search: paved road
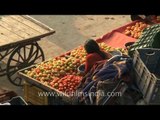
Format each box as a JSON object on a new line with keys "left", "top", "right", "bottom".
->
{"left": 31, "top": 15, "right": 131, "bottom": 51}
{"left": 31, "top": 15, "right": 88, "bottom": 51}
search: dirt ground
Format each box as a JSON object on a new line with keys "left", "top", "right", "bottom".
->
{"left": 0, "top": 15, "right": 132, "bottom": 99}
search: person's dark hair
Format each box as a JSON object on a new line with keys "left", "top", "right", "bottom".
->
{"left": 84, "top": 39, "right": 107, "bottom": 59}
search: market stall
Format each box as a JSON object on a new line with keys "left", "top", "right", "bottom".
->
{"left": 17, "top": 18, "right": 160, "bottom": 105}
{"left": 0, "top": 15, "right": 55, "bottom": 86}
{"left": 18, "top": 20, "right": 142, "bottom": 105}
{"left": 18, "top": 43, "right": 129, "bottom": 105}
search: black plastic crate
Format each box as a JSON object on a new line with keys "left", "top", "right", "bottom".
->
{"left": 132, "top": 48, "right": 160, "bottom": 104}
{"left": 129, "top": 24, "right": 160, "bottom": 55}
{"left": 9, "top": 96, "right": 28, "bottom": 105}
{"left": 1, "top": 96, "right": 28, "bottom": 105}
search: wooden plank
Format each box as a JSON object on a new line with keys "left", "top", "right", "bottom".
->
{"left": 10, "top": 15, "right": 50, "bottom": 34}
{"left": 0, "top": 26, "right": 23, "bottom": 42}
{"left": 22, "top": 15, "right": 54, "bottom": 31}
{"left": 1, "top": 16, "right": 41, "bottom": 36}
{"left": 0, "top": 15, "right": 55, "bottom": 51}
{"left": 0, "top": 21, "right": 31, "bottom": 39}
{"left": 0, "top": 35, "right": 12, "bottom": 46}
{"left": 0, "top": 40, "right": 6, "bottom": 47}
{"left": 1, "top": 16, "right": 41, "bottom": 38}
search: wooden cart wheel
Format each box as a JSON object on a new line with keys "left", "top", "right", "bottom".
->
{"left": 6, "top": 42, "right": 45, "bottom": 86}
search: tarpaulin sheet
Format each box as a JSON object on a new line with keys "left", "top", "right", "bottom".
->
{"left": 97, "top": 31, "right": 136, "bottom": 48}
{"left": 96, "top": 20, "right": 140, "bottom": 48}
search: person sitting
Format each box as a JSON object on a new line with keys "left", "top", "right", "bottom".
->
{"left": 84, "top": 39, "right": 112, "bottom": 74}
{"left": 130, "top": 15, "right": 160, "bottom": 23}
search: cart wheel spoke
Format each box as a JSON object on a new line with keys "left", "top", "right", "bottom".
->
{"left": 29, "top": 49, "right": 38, "bottom": 60}
{"left": 9, "top": 66, "right": 18, "bottom": 71}
{"left": 29, "top": 54, "right": 42, "bottom": 65}
{"left": 11, "top": 58, "right": 23, "bottom": 64}
{"left": 7, "top": 43, "right": 45, "bottom": 86}
{"left": 9, "top": 72, "right": 16, "bottom": 77}
{"left": 9, "top": 70, "right": 18, "bottom": 77}
{"left": 12, "top": 77, "right": 22, "bottom": 85}
{"left": 27, "top": 44, "right": 34, "bottom": 58}
{"left": 8, "top": 65, "right": 19, "bottom": 74}
{"left": 23, "top": 46, "right": 26, "bottom": 60}
{"left": 17, "top": 50, "right": 25, "bottom": 62}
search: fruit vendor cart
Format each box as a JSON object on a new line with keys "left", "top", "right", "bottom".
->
{"left": 18, "top": 19, "right": 155, "bottom": 105}
{"left": 0, "top": 15, "right": 55, "bottom": 86}
{"left": 18, "top": 22, "right": 137, "bottom": 105}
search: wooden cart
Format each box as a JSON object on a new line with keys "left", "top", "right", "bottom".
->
{"left": 0, "top": 15, "right": 55, "bottom": 86}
